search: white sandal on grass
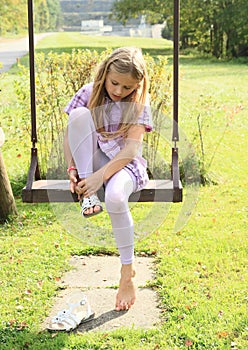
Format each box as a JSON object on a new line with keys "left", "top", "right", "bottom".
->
{"left": 80, "top": 194, "right": 103, "bottom": 218}
{"left": 47, "top": 292, "right": 95, "bottom": 332}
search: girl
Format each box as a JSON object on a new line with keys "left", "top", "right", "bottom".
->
{"left": 64, "top": 47, "right": 152, "bottom": 312}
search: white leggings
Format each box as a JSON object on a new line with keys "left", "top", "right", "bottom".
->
{"left": 68, "top": 107, "right": 135, "bottom": 264}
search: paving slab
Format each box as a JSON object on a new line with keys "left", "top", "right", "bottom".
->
{"left": 61, "top": 255, "right": 156, "bottom": 288}
{"left": 43, "top": 256, "right": 161, "bottom": 332}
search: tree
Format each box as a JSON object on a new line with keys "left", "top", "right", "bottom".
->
{"left": 0, "top": 128, "right": 18, "bottom": 223}
{"left": 111, "top": 0, "right": 171, "bottom": 24}
{"left": 0, "top": 0, "right": 27, "bottom": 35}
{"left": 34, "top": 0, "right": 61, "bottom": 32}
{"left": 0, "top": 0, "right": 61, "bottom": 35}
{"left": 111, "top": 0, "right": 248, "bottom": 58}
{"left": 46, "top": 0, "right": 62, "bottom": 30}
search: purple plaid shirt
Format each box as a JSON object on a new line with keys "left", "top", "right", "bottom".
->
{"left": 65, "top": 82, "right": 153, "bottom": 191}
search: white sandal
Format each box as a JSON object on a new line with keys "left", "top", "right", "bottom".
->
{"left": 47, "top": 292, "right": 95, "bottom": 332}
{"left": 80, "top": 194, "right": 103, "bottom": 218}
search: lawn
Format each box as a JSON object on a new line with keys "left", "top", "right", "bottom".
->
{"left": 0, "top": 33, "right": 247, "bottom": 349}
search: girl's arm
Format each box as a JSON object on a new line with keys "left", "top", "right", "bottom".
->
{"left": 101, "top": 124, "right": 145, "bottom": 181}
{"left": 77, "top": 124, "right": 146, "bottom": 197}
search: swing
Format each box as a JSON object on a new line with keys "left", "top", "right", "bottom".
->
{"left": 22, "top": 0, "right": 182, "bottom": 204}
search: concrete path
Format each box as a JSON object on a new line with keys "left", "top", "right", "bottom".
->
{"left": 0, "top": 33, "right": 53, "bottom": 73}
{"left": 43, "top": 255, "right": 161, "bottom": 332}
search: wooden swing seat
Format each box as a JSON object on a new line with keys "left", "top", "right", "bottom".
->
{"left": 22, "top": 178, "right": 182, "bottom": 203}
{"left": 21, "top": 146, "right": 182, "bottom": 203}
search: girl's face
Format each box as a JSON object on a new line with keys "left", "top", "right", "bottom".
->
{"left": 105, "top": 69, "right": 140, "bottom": 102}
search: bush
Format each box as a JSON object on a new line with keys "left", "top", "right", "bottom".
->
{"left": 161, "top": 23, "right": 173, "bottom": 40}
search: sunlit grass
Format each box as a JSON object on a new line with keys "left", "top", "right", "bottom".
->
{"left": 0, "top": 33, "right": 247, "bottom": 349}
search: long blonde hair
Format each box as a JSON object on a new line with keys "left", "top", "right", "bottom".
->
{"left": 88, "top": 47, "right": 149, "bottom": 138}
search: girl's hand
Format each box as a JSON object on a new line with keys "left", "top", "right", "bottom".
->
{"left": 76, "top": 171, "right": 104, "bottom": 198}
{"left": 68, "top": 169, "right": 79, "bottom": 193}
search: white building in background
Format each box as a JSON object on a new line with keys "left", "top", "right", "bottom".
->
{"left": 81, "top": 19, "right": 112, "bottom": 34}
{"left": 129, "top": 15, "right": 163, "bottom": 39}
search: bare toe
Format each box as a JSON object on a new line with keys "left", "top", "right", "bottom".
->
{"left": 93, "top": 205, "right": 101, "bottom": 213}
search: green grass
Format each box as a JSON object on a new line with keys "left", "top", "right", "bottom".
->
{"left": 0, "top": 33, "right": 247, "bottom": 349}
{"left": 36, "top": 32, "right": 173, "bottom": 55}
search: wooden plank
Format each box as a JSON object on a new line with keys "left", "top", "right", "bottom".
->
{"left": 22, "top": 179, "right": 183, "bottom": 203}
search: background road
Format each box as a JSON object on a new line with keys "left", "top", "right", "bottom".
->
{"left": 0, "top": 33, "right": 53, "bottom": 73}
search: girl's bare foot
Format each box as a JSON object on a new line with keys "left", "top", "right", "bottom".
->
{"left": 115, "top": 264, "right": 136, "bottom": 311}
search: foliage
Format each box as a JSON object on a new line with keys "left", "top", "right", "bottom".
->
{"left": 111, "top": 0, "right": 248, "bottom": 58}
{"left": 110, "top": 0, "right": 171, "bottom": 25}
{"left": 14, "top": 49, "right": 173, "bottom": 179}
{"left": 0, "top": 0, "right": 61, "bottom": 36}
{"left": 35, "top": 0, "right": 62, "bottom": 32}
{"left": 161, "top": 22, "right": 173, "bottom": 41}
{"left": 144, "top": 54, "right": 172, "bottom": 178}
{"left": 0, "top": 0, "right": 27, "bottom": 35}
{"left": 180, "top": 0, "right": 248, "bottom": 58}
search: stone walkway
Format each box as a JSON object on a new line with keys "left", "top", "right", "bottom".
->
{"left": 43, "top": 255, "right": 161, "bottom": 332}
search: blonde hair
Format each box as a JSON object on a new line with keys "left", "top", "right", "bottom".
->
{"left": 88, "top": 47, "right": 149, "bottom": 138}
